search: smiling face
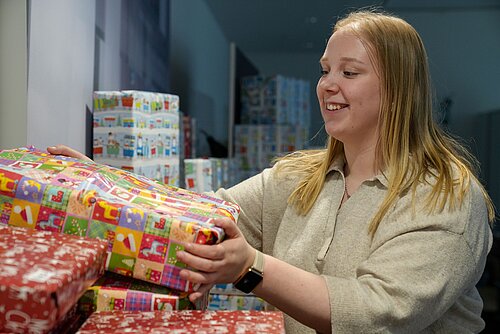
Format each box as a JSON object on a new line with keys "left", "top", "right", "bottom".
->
{"left": 317, "top": 29, "right": 381, "bottom": 148}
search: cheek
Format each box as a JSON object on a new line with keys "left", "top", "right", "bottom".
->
{"left": 316, "top": 81, "right": 322, "bottom": 101}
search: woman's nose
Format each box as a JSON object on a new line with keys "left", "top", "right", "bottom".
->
{"left": 319, "top": 74, "right": 339, "bottom": 92}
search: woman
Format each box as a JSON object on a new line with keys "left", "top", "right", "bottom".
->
{"left": 50, "top": 9, "right": 495, "bottom": 334}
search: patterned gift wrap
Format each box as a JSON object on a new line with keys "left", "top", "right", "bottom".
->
{"left": 0, "top": 225, "right": 107, "bottom": 334}
{"left": 208, "top": 283, "right": 271, "bottom": 311}
{"left": 78, "top": 272, "right": 198, "bottom": 316}
{"left": 76, "top": 310, "right": 286, "bottom": 333}
{"left": 93, "top": 90, "right": 181, "bottom": 186}
{"left": 0, "top": 147, "right": 240, "bottom": 292}
{"left": 207, "top": 293, "right": 270, "bottom": 311}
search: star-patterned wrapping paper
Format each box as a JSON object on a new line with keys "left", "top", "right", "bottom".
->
{"left": 78, "top": 272, "right": 198, "bottom": 317}
{"left": 76, "top": 310, "right": 286, "bottom": 334}
{"left": 0, "top": 147, "right": 240, "bottom": 292}
{"left": 0, "top": 225, "right": 108, "bottom": 334}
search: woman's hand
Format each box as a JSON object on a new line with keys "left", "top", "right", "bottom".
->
{"left": 176, "top": 217, "right": 255, "bottom": 302}
{"left": 47, "top": 144, "right": 93, "bottom": 162}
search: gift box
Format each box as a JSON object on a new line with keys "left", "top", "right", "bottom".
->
{"left": 207, "top": 293, "right": 269, "bottom": 311}
{"left": 184, "top": 158, "right": 213, "bottom": 193}
{"left": 0, "top": 147, "right": 240, "bottom": 292}
{"left": 76, "top": 310, "right": 286, "bottom": 333}
{"left": 78, "top": 272, "right": 198, "bottom": 316}
{"left": 93, "top": 90, "right": 181, "bottom": 186}
{"left": 207, "top": 283, "right": 271, "bottom": 311}
{"left": 0, "top": 225, "right": 107, "bottom": 334}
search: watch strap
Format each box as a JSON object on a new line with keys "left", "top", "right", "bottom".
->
{"left": 252, "top": 249, "right": 264, "bottom": 274}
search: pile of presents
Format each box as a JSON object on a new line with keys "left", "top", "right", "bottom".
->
{"left": 0, "top": 147, "right": 284, "bottom": 333}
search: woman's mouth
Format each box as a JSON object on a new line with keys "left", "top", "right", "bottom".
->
{"left": 326, "top": 103, "right": 348, "bottom": 111}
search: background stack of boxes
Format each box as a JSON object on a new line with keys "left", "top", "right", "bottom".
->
{"left": 93, "top": 90, "right": 181, "bottom": 187}
{"left": 184, "top": 158, "right": 233, "bottom": 194}
{"left": 234, "top": 75, "right": 311, "bottom": 182}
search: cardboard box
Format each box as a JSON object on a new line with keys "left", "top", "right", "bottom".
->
{"left": 0, "top": 147, "right": 240, "bottom": 292}
{"left": 0, "top": 225, "right": 107, "bottom": 334}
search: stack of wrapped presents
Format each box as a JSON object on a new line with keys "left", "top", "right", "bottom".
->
{"left": 234, "top": 74, "right": 311, "bottom": 182}
{"left": 93, "top": 90, "right": 181, "bottom": 187}
{"left": 0, "top": 147, "right": 284, "bottom": 333}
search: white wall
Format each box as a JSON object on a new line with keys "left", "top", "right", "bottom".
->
{"left": 0, "top": 0, "right": 27, "bottom": 150}
{"left": 170, "top": 0, "right": 230, "bottom": 157}
{"left": 27, "top": 0, "right": 96, "bottom": 153}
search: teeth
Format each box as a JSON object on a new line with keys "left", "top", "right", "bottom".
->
{"left": 326, "top": 103, "right": 343, "bottom": 111}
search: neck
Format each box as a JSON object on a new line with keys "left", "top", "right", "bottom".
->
{"left": 343, "top": 145, "right": 378, "bottom": 183}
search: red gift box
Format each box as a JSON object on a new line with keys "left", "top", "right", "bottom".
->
{"left": 0, "top": 225, "right": 107, "bottom": 334}
{"left": 77, "top": 310, "right": 286, "bottom": 333}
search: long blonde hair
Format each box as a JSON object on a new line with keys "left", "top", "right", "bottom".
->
{"left": 276, "top": 10, "right": 495, "bottom": 236}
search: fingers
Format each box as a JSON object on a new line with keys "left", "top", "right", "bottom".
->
{"left": 179, "top": 268, "right": 217, "bottom": 285}
{"left": 47, "top": 144, "right": 93, "bottom": 162}
{"left": 180, "top": 242, "right": 225, "bottom": 260}
{"left": 212, "top": 217, "right": 240, "bottom": 239}
{"left": 188, "top": 283, "right": 214, "bottom": 302}
{"left": 177, "top": 248, "right": 224, "bottom": 273}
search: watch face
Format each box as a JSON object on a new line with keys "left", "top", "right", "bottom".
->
{"left": 234, "top": 269, "right": 263, "bottom": 294}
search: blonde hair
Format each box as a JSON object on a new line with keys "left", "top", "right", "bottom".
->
{"left": 276, "top": 9, "right": 495, "bottom": 236}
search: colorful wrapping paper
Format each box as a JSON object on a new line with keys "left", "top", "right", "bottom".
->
{"left": 93, "top": 90, "right": 181, "bottom": 186}
{"left": 76, "top": 310, "right": 286, "bottom": 333}
{"left": 207, "top": 293, "right": 269, "bottom": 311}
{"left": 207, "top": 283, "right": 270, "bottom": 311}
{"left": 0, "top": 147, "right": 240, "bottom": 292}
{"left": 0, "top": 225, "right": 107, "bottom": 334}
{"left": 78, "top": 272, "right": 197, "bottom": 316}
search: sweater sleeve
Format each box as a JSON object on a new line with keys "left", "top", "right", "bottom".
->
{"left": 325, "top": 181, "right": 493, "bottom": 333}
{"left": 213, "top": 164, "right": 295, "bottom": 254}
{"left": 213, "top": 170, "right": 268, "bottom": 251}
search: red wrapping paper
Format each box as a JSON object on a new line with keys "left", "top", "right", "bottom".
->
{"left": 77, "top": 310, "right": 286, "bottom": 333}
{"left": 0, "top": 225, "right": 107, "bottom": 334}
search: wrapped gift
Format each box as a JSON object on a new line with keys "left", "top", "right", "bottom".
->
{"left": 77, "top": 310, "right": 286, "bottom": 333}
{"left": 207, "top": 293, "right": 269, "bottom": 311}
{"left": 0, "top": 225, "right": 107, "bottom": 334}
{"left": 93, "top": 90, "right": 181, "bottom": 186}
{"left": 208, "top": 283, "right": 270, "bottom": 311}
{"left": 48, "top": 304, "right": 85, "bottom": 334}
{"left": 78, "top": 272, "right": 198, "bottom": 316}
{"left": 0, "top": 147, "right": 240, "bottom": 292}
{"left": 184, "top": 158, "right": 213, "bottom": 192}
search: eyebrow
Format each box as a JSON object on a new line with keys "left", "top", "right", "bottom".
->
{"left": 319, "top": 56, "right": 366, "bottom": 65}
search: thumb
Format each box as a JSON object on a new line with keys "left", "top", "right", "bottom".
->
{"left": 212, "top": 217, "right": 240, "bottom": 239}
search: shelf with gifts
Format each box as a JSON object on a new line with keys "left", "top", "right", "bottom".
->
{"left": 234, "top": 74, "right": 311, "bottom": 183}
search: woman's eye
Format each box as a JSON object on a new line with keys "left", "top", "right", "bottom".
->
{"left": 320, "top": 69, "right": 328, "bottom": 76}
{"left": 343, "top": 71, "right": 358, "bottom": 77}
